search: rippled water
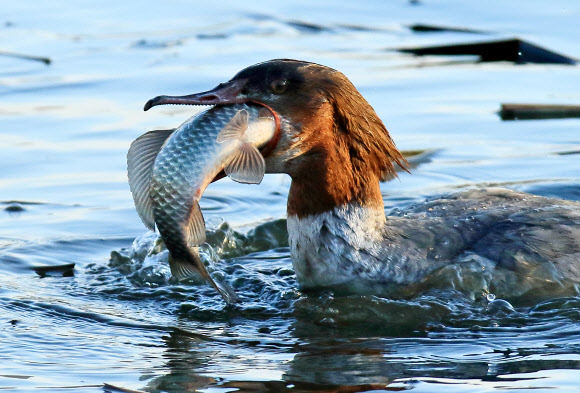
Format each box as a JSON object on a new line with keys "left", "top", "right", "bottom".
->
{"left": 1, "top": 1, "right": 580, "bottom": 392}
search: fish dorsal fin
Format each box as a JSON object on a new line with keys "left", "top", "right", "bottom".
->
{"left": 127, "top": 129, "right": 174, "bottom": 230}
{"left": 183, "top": 200, "right": 207, "bottom": 247}
{"left": 224, "top": 142, "right": 266, "bottom": 184}
{"left": 216, "top": 109, "right": 248, "bottom": 143}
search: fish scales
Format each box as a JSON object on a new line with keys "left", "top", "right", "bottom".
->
{"left": 151, "top": 105, "right": 267, "bottom": 244}
{"left": 128, "top": 103, "right": 276, "bottom": 304}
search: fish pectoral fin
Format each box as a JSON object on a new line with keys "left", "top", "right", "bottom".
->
{"left": 183, "top": 201, "right": 207, "bottom": 248}
{"left": 169, "top": 253, "right": 241, "bottom": 305}
{"left": 216, "top": 109, "right": 249, "bottom": 143}
{"left": 224, "top": 142, "right": 266, "bottom": 184}
{"left": 217, "top": 108, "right": 267, "bottom": 184}
{"left": 127, "top": 129, "right": 174, "bottom": 231}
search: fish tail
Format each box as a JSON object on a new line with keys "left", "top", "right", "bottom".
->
{"left": 168, "top": 250, "right": 241, "bottom": 305}
{"left": 213, "top": 277, "right": 242, "bottom": 305}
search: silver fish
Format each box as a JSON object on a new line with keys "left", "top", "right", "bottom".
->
{"left": 127, "top": 103, "right": 278, "bottom": 304}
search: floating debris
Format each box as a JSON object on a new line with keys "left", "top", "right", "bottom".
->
{"left": 286, "top": 20, "right": 330, "bottom": 33}
{"left": 103, "top": 383, "right": 148, "bottom": 393}
{"left": 409, "top": 24, "right": 486, "bottom": 34}
{"left": 500, "top": 103, "right": 580, "bottom": 120}
{"left": 398, "top": 38, "right": 576, "bottom": 65}
{"left": 32, "top": 263, "right": 75, "bottom": 278}
{"left": 336, "top": 23, "right": 385, "bottom": 32}
{"left": 0, "top": 50, "right": 51, "bottom": 65}
{"left": 4, "top": 202, "right": 25, "bottom": 213}
{"left": 556, "top": 150, "right": 580, "bottom": 156}
{"left": 131, "top": 39, "right": 182, "bottom": 49}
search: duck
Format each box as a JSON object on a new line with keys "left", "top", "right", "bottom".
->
{"left": 144, "top": 59, "right": 580, "bottom": 299}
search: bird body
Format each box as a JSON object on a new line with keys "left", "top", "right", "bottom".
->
{"left": 144, "top": 59, "right": 580, "bottom": 299}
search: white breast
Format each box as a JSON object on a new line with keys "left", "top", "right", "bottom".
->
{"left": 286, "top": 204, "right": 388, "bottom": 289}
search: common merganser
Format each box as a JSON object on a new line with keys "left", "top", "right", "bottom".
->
{"left": 144, "top": 59, "right": 580, "bottom": 298}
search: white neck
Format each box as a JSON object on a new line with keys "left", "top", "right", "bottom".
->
{"left": 286, "top": 203, "right": 387, "bottom": 289}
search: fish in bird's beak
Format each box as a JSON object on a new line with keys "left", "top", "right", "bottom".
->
{"left": 143, "top": 59, "right": 408, "bottom": 180}
{"left": 137, "top": 59, "right": 411, "bottom": 300}
{"left": 142, "top": 60, "right": 327, "bottom": 177}
{"left": 144, "top": 76, "right": 285, "bottom": 162}
{"left": 130, "top": 102, "right": 280, "bottom": 304}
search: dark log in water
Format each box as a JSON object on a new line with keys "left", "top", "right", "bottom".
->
{"left": 0, "top": 50, "right": 51, "bottom": 64}
{"left": 32, "top": 263, "right": 75, "bottom": 277}
{"left": 397, "top": 39, "right": 576, "bottom": 64}
{"left": 103, "top": 383, "right": 148, "bottom": 393}
{"left": 409, "top": 24, "right": 486, "bottom": 34}
{"left": 500, "top": 103, "right": 580, "bottom": 120}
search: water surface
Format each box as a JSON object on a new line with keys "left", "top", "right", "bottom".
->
{"left": 1, "top": 1, "right": 580, "bottom": 392}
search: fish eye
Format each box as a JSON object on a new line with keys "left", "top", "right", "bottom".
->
{"left": 270, "top": 79, "right": 288, "bottom": 94}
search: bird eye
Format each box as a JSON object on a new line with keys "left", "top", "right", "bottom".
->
{"left": 270, "top": 79, "right": 288, "bottom": 94}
